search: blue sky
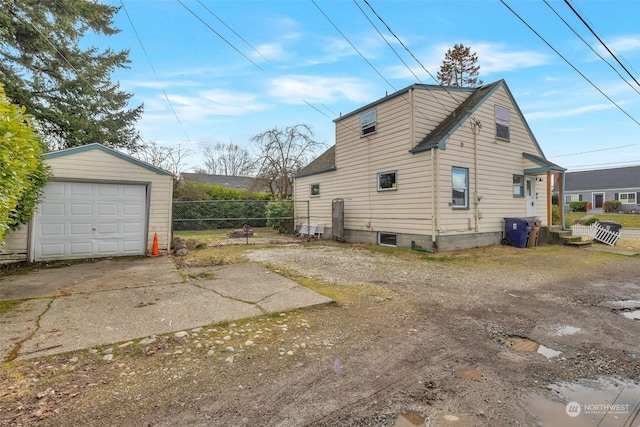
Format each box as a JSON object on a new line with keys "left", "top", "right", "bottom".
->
{"left": 97, "top": 0, "right": 640, "bottom": 172}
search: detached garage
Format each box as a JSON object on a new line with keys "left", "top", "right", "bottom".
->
{"left": 1, "top": 143, "right": 173, "bottom": 263}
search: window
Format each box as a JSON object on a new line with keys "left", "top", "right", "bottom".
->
{"left": 495, "top": 105, "right": 510, "bottom": 141}
{"left": 378, "top": 232, "right": 397, "bottom": 246}
{"left": 360, "top": 110, "right": 376, "bottom": 136}
{"left": 377, "top": 171, "right": 397, "bottom": 191}
{"left": 451, "top": 167, "right": 469, "bottom": 209}
{"left": 310, "top": 183, "right": 320, "bottom": 197}
{"left": 619, "top": 192, "right": 637, "bottom": 204}
{"left": 564, "top": 194, "right": 582, "bottom": 204}
{"left": 513, "top": 175, "right": 524, "bottom": 197}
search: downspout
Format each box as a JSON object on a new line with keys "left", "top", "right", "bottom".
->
{"left": 431, "top": 148, "right": 436, "bottom": 248}
{"left": 546, "top": 171, "right": 551, "bottom": 226}
{"left": 472, "top": 118, "right": 480, "bottom": 232}
{"left": 561, "top": 172, "right": 566, "bottom": 230}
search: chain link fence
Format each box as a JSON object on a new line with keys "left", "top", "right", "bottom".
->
{"left": 172, "top": 200, "right": 309, "bottom": 233}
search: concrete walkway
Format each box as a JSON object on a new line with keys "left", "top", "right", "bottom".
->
{"left": 0, "top": 257, "right": 333, "bottom": 360}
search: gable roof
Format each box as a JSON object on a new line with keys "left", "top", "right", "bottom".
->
{"left": 410, "top": 80, "right": 543, "bottom": 157}
{"left": 553, "top": 165, "right": 640, "bottom": 192}
{"left": 44, "top": 143, "right": 172, "bottom": 176}
{"left": 181, "top": 172, "right": 264, "bottom": 191}
{"left": 295, "top": 145, "right": 336, "bottom": 178}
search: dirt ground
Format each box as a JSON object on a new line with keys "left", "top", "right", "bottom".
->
{"left": 1, "top": 240, "right": 639, "bottom": 426}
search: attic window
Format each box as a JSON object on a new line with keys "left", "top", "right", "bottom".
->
{"left": 495, "top": 105, "right": 510, "bottom": 141}
{"left": 360, "top": 110, "right": 376, "bottom": 136}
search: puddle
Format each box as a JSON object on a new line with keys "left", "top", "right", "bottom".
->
{"left": 527, "top": 377, "right": 640, "bottom": 427}
{"left": 499, "top": 336, "right": 562, "bottom": 359}
{"left": 600, "top": 300, "right": 640, "bottom": 321}
{"left": 393, "top": 410, "right": 426, "bottom": 427}
{"left": 551, "top": 325, "right": 581, "bottom": 336}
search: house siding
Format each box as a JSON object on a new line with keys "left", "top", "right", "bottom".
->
{"left": 295, "top": 82, "right": 552, "bottom": 251}
{"left": 0, "top": 147, "right": 173, "bottom": 263}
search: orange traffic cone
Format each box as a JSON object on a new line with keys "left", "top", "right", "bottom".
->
{"left": 148, "top": 232, "right": 160, "bottom": 257}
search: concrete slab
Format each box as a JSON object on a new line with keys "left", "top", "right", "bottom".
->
{"left": 0, "top": 257, "right": 333, "bottom": 360}
{"left": 0, "top": 256, "right": 183, "bottom": 300}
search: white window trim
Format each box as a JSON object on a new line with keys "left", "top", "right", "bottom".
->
{"left": 564, "top": 194, "right": 580, "bottom": 204}
{"left": 377, "top": 170, "right": 397, "bottom": 191}
{"left": 513, "top": 174, "right": 524, "bottom": 198}
{"left": 619, "top": 192, "right": 636, "bottom": 204}
{"left": 495, "top": 105, "right": 510, "bottom": 141}
{"left": 360, "top": 110, "right": 376, "bottom": 136}
{"left": 451, "top": 167, "right": 469, "bottom": 209}
{"left": 378, "top": 232, "right": 397, "bottom": 247}
{"left": 309, "top": 183, "right": 320, "bottom": 198}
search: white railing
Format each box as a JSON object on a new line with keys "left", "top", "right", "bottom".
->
{"left": 589, "top": 222, "right": 621, "bottom": 246}
{"left": 570, "top": 224, "right": 595, "bottom": 237}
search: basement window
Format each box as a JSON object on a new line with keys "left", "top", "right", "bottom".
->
{"left": 360, "top": 110, "right": 376, "bottom": 136}
{"left": 378, "top": 232, "right": 397, "bottom": 247}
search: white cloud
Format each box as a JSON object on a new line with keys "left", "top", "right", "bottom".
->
{"left": 253, "top": 42, "right": 286, "bottom": 61}
{"left": 600, "top": 35, "right": 640, "bottom": 54}
{"left": 471, "top": 42, "right": 549, "bottom": 74}
{"left": 269, "top": 75, "right": 373, "bottom": 103}
{"left": 526, "top": 103, "right": 614, "bottom": 120}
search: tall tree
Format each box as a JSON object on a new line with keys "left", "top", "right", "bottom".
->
{"left": 0, "top": 84, "right": 50, "bottom": 244}
{"left": 0, "top": 0, "right": 143, "bottom": 151}
{"left": 437, "top": 44, "right": 483, "bottom": 87}
{"left": 251, "top": 124, "right": 324, "bottom": 199}
{"left": 202, "top": 142, "right": 255, "bottom": 176}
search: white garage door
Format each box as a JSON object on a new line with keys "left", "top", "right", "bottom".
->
{"left": 33, "top": 182, "right": 147, "bottom": 261}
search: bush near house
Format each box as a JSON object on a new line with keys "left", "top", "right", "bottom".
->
{"left": 265, "top": 201, "right": 294, "bottom": 234}
{"left": 603, "top": 200, "right": 622, "bottom": 213}
{"left": 569, "top": 201, "right": 588, "bottom": 212}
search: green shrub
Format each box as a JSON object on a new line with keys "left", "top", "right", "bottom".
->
{"left": 583, "top": 217, "right": 600, "bottom": 226}
{"left": 569, "top": 201, "right": 588, "bottom": 212}
{"left": 552, "top": 205, "right": 560, "bottom": 225}
{"left": 265, "top": 201, "right": 294, "bottom": 234}
{"left": 603, "top": 200, "right": 622, "bottom": 212}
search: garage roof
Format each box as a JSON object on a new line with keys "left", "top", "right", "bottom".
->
{"left": 44, "top": 143, "right": 173, "bottom": 176}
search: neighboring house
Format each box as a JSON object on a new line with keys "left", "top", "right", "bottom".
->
{"left": 1, "top": 143, "right": 173, "bottom": 264}
{"left": 553, "top": 165, "right": 640, "bottom": 212}
{"left": 294, "top": 80, "right": 565, "bottom": 251}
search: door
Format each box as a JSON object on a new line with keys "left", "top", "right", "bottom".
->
{"left": 33, "top": 182, "right": 147, "bottom": 261}
{"left": 594, "top": 193, "right": 604, "bottom": 209}
{"left": 526, "top": 178, "right": 536, "bottom": 216}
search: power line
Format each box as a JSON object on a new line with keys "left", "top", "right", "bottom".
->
{"left": 564, "top": 0, "right": 640, "bottom": 89}
{"left": 500, "top": 0, "right": 640, "bottom": 127}
{"left": 195, "top": 0, "right": 271, "bottom": 64}
{"left": 175, "top": 0, "right": 262, "bottom": 71}
{"left": 548, "top": 142, "right": 640, "bottom": 158}
{"left": 542, "top": 0, "right": 640, "bottom": 96}
{"left": 311, "top": 0, "right": 396, "bottom": 92}
{"left": 120, "top": 1, "right": 190, "bottom": 142}
{"left": 567, "top": 159, "right": 640, "bottom": 171}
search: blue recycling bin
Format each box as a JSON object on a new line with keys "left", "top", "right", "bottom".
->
{"left": 503, "top": 218, "right": 534, "bottom": 248}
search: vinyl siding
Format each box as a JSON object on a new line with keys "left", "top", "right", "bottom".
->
{"left": 1, "top": 148, "right": 173, "bottom": 262}
{"left": 295, "top": 82, "right": 550, "bottom": 247}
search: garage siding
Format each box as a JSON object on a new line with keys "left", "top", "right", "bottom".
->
{"left": 0, "top": 144, "right": 173, "bottom": 264}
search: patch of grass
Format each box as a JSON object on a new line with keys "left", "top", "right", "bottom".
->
{"left": 0, "top": 299, "right": 26, "bottom": 315}
{"left": 565, "top": 212, "right": 640, "bottom": 228}
{"left": 174, "top": 227, "right": 285, "bottom": 245}
{"left": 172, "top": 245, "right": 252, "bottom": 268}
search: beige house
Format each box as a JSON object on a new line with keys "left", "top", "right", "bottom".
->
{"left": 1, "top": 143, "right": 173, "bottom": 264}
{"left": 294, "top": 80, "right": 565, "bottom": 251}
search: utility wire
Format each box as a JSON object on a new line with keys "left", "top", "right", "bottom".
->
{"left": 564, "top": 0, "right": 640, "bottom": 88}
{"left": 311, "top": 0, "right": 396, "bottom": 92}
{"left": 120, "top": 0, "right": 190, "bottom": 142}
{"left": 543, "top": 0, "right": 640, "bottom": 96}
{"left": 361, "top": 0, "right": 461, "bottom": 105}
{"left": 548, "top": 143, "right": 640, "bottom": 158}
{"left": 195, "top": 0, "right": 271, "bottom": 64}
{"left": 176, "top": 0, "right": 262, "bottom": 70}
{"left": 500, "top": 0, "right": 640, "bottom": 127}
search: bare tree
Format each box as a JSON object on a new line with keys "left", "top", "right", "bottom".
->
{"left": 132, "top": 141, "right": 192, "bottom": 178}
{"left": 437, "top": 44, "right": 483, "bottom": 87}
{"left": 202, "top": 142, "right": 255, "bottom": 176}
{"left": 251, "top": 124, "right": 324, "bottom": 199}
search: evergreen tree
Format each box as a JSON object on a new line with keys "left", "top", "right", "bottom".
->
{"left": 0, "top": 0, "right": 143, "bottom": 151}
{"left": 437, "top": 44, "right": 483, "bottom": 87}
